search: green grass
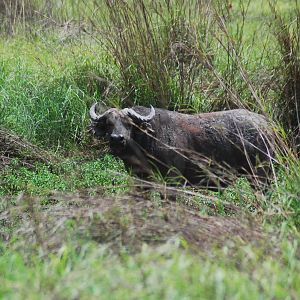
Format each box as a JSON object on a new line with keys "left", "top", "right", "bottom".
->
{"left": 0, "top": 37, "right": 118, "bottom": 149}
{"left": 1, "top": 238, "right": 299, "bottom": 300}
{"left": 0, "top": 155, "right": 127, "bottom": 196}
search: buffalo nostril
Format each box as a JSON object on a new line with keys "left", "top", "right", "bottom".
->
{"left": 110, "top": 134, "right": 124, "bottom": 142}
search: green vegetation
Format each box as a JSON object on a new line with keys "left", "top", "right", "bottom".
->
{"left": 0, "top": 37, "right": 117, "bottom": 148}
{"left": 1, "top": 240, "right": 300, "bottom": 300}
{"left": 1, "top": 0, "right": 300, "bottom": 299}
{"left": 0, "top": 155, "right": 127, "bottom": 196}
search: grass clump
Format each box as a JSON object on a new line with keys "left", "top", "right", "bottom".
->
{"left": 0, "top": 37, "right": 117, "bottom": 149}
{"left": 96, "top": 0, "right": 216, "bottom": 110}
{"left": 0, "top": 38, "right": 86, "bottom": 148}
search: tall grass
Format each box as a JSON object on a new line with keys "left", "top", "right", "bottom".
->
{"left": 0, "top": 0, "right": 299, "bottom": 173}
{"left": 0, "top": 56, "right": 86, "bottom": 148}
{"left": 0, "top": 38, "right": 117, "bottom": 149}
{"left": 0, "top": 0, "right": 35, "bottom": 35}
{"left": 87, "top": 0, "right": 280, "bottom": 117}
{"left": 269, "top": 1, "right": 300, "bottom": 145}
{"left": 1, "top": 0, "right": 300, "bottom": 131}
{"left": 90, "top": 0, "right": 300, "bottom": 157}
{"left": 93, "top": 0, "right": 216, "bottom": 110}
{"left": 0, "top": 0, "right": 97, "bottom": 35}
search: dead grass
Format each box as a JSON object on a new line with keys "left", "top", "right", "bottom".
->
{"left": 1, "top": 186, "right": 272, "bottom": 256}
{"left": 0, "top": 0, "right": 36, "bottom": 34}
{"left": 0, "top": 128, "right": 57, "bottom": 169}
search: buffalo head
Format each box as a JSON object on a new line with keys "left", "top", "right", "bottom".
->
{"left": 89, "top": 103, "right": 155, "bottom": 154}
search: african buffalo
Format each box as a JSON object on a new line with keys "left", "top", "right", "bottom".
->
{"left": 89, "top": 104, "right": 275, "bottom": 189}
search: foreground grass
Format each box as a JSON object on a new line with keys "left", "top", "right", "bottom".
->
{"left": 1, "top": 157, "right": 300, "bottom": 299}
{"left": 1, "top": 238, "right": 299, "bottom": 300}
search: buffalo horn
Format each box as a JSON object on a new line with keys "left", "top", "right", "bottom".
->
{"left": 123, "top": 106, "right": 155, "bottom": 122}
{"left": 89, "top": 103, "right": 109, "bottom": 121}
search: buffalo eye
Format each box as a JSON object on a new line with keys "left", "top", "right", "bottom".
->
{"left": 106, "top": 120, "right": 115, "bottom": 132}
{"left": 92, "top": 123, "right": 107, "bottom": 138}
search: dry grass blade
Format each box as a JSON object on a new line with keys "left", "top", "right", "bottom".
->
{"left": 94, "top": 0, "right": 216, "bottom": 109}
{"left": 0, "top": 0, "right": 36, "bottom": 34}
{"left": 0, "top": 128, "right": 58, "bottom": 168}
